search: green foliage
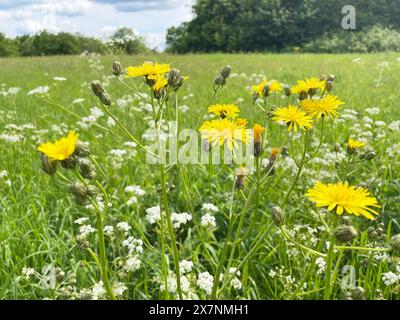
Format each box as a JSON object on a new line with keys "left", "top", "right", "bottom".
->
{"left": 303, "top": 26, "right": 400, "bottom": 53}
{"left": 166, "top": 0, "right": 400, "bottom": 53}
{"left": 0, "top": 28, "right": 150, "bottom": 57}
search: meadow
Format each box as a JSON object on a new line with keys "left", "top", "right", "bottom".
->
{"left": 0, "top": 52, "right": 399, "bottom": 300}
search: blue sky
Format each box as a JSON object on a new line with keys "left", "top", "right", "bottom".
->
{"left": 0, "top": 0, "right": 194, "bottom": 50}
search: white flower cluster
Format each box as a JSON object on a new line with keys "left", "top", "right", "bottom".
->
{"left": 229, "top": 268, "right": 242, "bottom": 290}
{"left": 179, "top": 260, "right": 193, "bottom": 274}
{"left": 146, "top": 206, "right": 161, "bottom": 225}
{"left": 382, "top": 272, "right": 399, "bottom": 286}
{"left": 117, "top": 222, "right": 131, "bottom": 233}
{"left": 77, "top": 107, "right": 104, "bottom": 130}
{"left": 201, "top": 213, "right": 216, "bottom": 229}
{"left": 122, "top": 237, "right": 143, "bottom": 255}
{"left": 197, "top": 272, "right": 214, "bottom": 295}
{"left": 171, "top": 212, "right": 192, "bottom": 229}
{"left": 92, "top": 281, "right": 106, "bottom": 300}
{"left": 27, "top": 86, "right": 49, "bottom": 96}
{"left": 125, "top": 255, "right": 141, "bottom": 272}
{"left": 125, "top": 184, "right": 145, "bottom": 206}
{"left": 316, "top": 257, "right": 326, "bottom": 274}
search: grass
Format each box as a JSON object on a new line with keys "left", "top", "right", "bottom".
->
{"left": 0, "top": 53, "right": 399, "bottom": 300}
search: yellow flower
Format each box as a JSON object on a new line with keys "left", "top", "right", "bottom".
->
{"left": 150, "top": 74, "right": 168, "bottom": 92}
{"left": 306, "top": 181, "right": 380, "bottom": 220}
{"left": 252, "top": 80, "right": 267, "bottom": 96}
{"left": 208, "top": 104, "right": 240, "bottom": 119}
{"left": 252, "top": 79, "right": 282, "bottom": 96}
{"left": 347, "top": 139, "right": 366, "bottom": 154}
{"left": 125, "top": 62, "right": 171, "bottom": 78}
{"left": 200, "top": 119, "right": 247, "bottom": 150}
{"left": 291, "top": 77, "right": 325, "bottom": 95}
{"left": 272, "top": 105, "right": 313, "bottom": 132}
{"left": 38, "top": 131, "right": 79, "bottom": 161}
{"left": 301, "top": 95, "right": 344, "bottom": 119}
{"left": 235, "top": 118, "right": 248, "bottom": 127}
{"left": 268, "top": 80, "right": 282, "bottom": 93}
{"left": 253, "top": 124, "right": 266, "bottom": 141}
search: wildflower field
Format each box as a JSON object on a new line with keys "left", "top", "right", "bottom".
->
{"left": 1, "top": 53, "right": 400, "bottom": 300}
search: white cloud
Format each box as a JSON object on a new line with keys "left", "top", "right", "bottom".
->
{"left": 0, "top": 0, "right": 194, "bottom": 49}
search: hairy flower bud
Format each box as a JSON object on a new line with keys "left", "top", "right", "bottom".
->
{"left": 112, "top": 61, "right": 122, "bottom": 76}
{"left": 40, "top": 153, "right": 58, "bottom": 175}
{"left": 78, "top": 158, "right": 97, "bottom": 180}
{"left": 220, "top": 65, "right": 232, "bottom": 79}
{"left": 70, "top": 181, "right": 88, "bottom": 205}
{"left": 74, "top": 141, "right": 90, "bottom": 158}
{"left": 262, "top": 84, "right": 270, "bottom": 98}
{"left": 235, "top": 167, "right": 248, "bottom": 190}
{"left": 390, "top": 234, "right": 400, "bottom": 251}
{"left": 76, "top": 234, "right": 89, "bottom": 250}
{"left": 214, "top": 74, "right": 226, "bottom": 87}
{"left": 100, "top": 92, "right": 111, "bottom": 106}
{"left": 91, "top": 80, "right": 105, "bottom": 97}
{"left": 325, "top": 80, "right": 334, "bottom": 92}
{"left": 61, "top": 155, "right": 77, "bottom": 170}
{"left": 86, "top": 185, "right": 98, "bottom": 197}
{"left": 271, "top": 206, "right": 285, "bottom": 226}
{"left": 334, "top": 225, "right": 358, "bottom": 243}
{"left": 327, "top": 74, "right": 336, "bottom": 82}
{"left": 168, "top": 68, "right": 181, "bottom": 87}
{"left": 283, "top": 85, "right": 291, "bottom": 97}
{"left": 364, "top": 151, "right": 376, "bottom": 161}
{"left": 351, "top": 287, "right": 366, "bottom": 300}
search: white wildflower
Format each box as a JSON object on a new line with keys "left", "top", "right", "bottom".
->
{"left": 197, "top": 272, "right": 214, "bottom": 295}
{"left": 201, "top": 213, "right": 216, "bottom": 228}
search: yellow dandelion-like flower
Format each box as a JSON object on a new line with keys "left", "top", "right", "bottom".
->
{"left": 301, "top": 95, "right": 344, "bottom": 119}
{"left": 347, "top": 138, "right": 366, "bottom": 154}
{"left": 291, "top": 77, "right": 326, "bottom": 95}
{"left": 235, "top": 118, "right": 248, "bottom": 127}
{"left": 306, "top": 181, "right": 380, "bottom": 220}
{"left": 252, "top": 79, "right": 282, "bottom": 96}
{"left": 268, "top": 80, "right": 282, "bottom": 93}
{"left": 253, "top": 124, "right": 266, "bottom": 141}
{"left": 208, "top": 104, "right": 240, "bottom": 119}
{"left": 272, "top": 105, "right": 313, "bottom": 132}
{"left": 125, "top": 62, "right": 171, "bottom": 78}
{"left": 199, "top": 119, "right": 247, "bottom": 150}
{"left": 150, "top": 74, "right": 168, "bottom": 92}
{"left": 38, "top": 131, "right": 79, "bottom": 161}
{"left": 252, "top": 80, "right": 267, "bottom": 96}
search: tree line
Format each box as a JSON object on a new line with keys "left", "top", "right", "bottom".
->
{"left": 166, "top": 0, "right": 400, "bottom": 53}
{"left": 0, "top": 27, "right": 150, "bottom": 57}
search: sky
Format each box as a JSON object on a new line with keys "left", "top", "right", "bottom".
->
{"left": 0, "top": 0, "right": 194, "bottom": 50}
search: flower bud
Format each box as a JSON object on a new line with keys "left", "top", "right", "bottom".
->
{"left": 325, "top": 80, "right": 334, "bottom": 92}
{"left": 271, "top": 206, "right": 285, "bottom": 226}
{"left": 351, "top": 287, "right": 366, "bottom": 300}
{"left": 40, "top": 153, "right": 58, "bottom": 175}
{"left": 86, "top": 185, "right": 98, "bottom": 197}
{"left": 91, "top": 80, "right": 105, "bottom": 97}
{"left": 299, "top": 91, "right": 308, "bottom": 100}
{"left": 78, "top": 158, "right": 97, "bottom": 180}
{"left": 74, "top": 141, "right": 90, "bottom": 158}
{"left": 70, "top": 181, "right": 87, "bottom": 205}
{"left": 262, "top": 84, "right": 270, "bottom": 98}
{"left": 254, "top": 140, "right": 263, "bottom": 158}
{"left": 252, "top": 92, "right": 259, "bottom": 104}
{"left": 281, "top": 146, "right": 289, "bottom": 157}
{"left": 320, "top": 74, "right": 327, "bottom": 81}
{"left": 61, "top": 155, "right": 77, "bottom": 170}
{"left": 235, "top": 167, "right": 248, "bottom": 190}
{"left": 283, "top": 85, "right": 291, "bottom": 97}
{"left": 334, "top": 225, "right": 358, "bottom": 243}
{"left": 364, "top": 151, "right": 376, "bottom": 161}
{"left": 214, "top": 74, "right": 226, "bottom": 87}
{"left": 390, "top": 234, "right": 400, "bottom": 251}
{"left": 327, "top": 74, "right": 336, "bottom": 81}
{"left": 168, "top": 68, "right": 181, "bottom": 87}
{"left": 334, "top": 143, "right": 341, "bottom": 152}
{"left": 220, "top": 65, "right": 232, "bottom": 79}
{"left": 100, "top": 92, "right": 111, "bottom": 106}
{"left": 112, "top": 61, "right": 122, "bottom": 76}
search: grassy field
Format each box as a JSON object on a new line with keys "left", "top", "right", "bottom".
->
{"left": 0, "top": 53, "right": 399, "bottom": 300}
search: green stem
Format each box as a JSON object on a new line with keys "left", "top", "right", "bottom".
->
{"left": 281, "top": 130, "right": 309, "bottom": 208}
{"left": 334, "top": 246, "right": 390, "bottom": 252}
{"left": 280, "top": 227, "right": 326, "bottom": 258}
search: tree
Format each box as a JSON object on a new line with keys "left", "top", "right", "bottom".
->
{"left": 109, "top": 27, "right": 149, "bottom": 54}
